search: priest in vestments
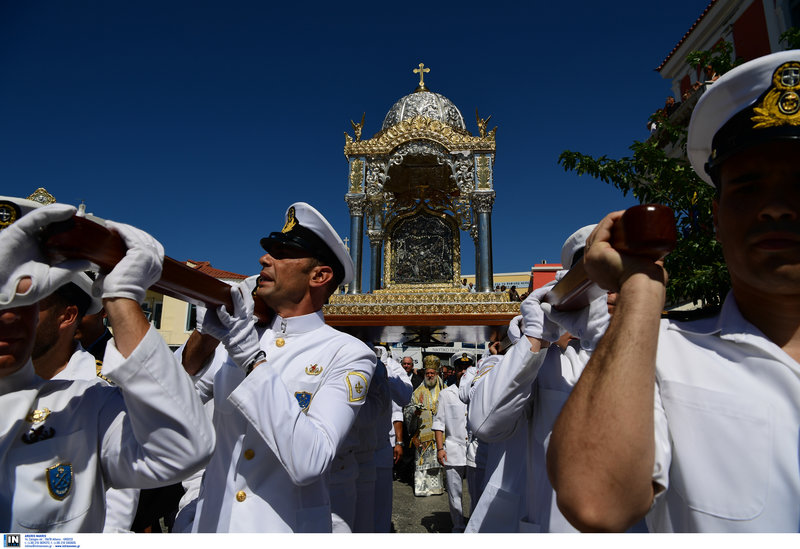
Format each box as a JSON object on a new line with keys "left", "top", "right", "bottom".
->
{"left": 405, "top": 355, "right": 445, "bottom": 497}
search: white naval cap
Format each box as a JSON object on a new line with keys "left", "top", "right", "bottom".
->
{"left": 260, "top": 202, "right": 355, "bottom": 286}
{"left": 69, "top": 272, "right": 103, "bottom": 315}
{"left": 560, "top": 224, "right": 597, "bottom": 269}
{"left": 450, "top": 351, "right": 475, "bottom": 369}
{"left": 688, "top": 50, "right": 800, "bottom": 186}
{"left": 0, "top": 196, "right": 43, "bottom": 231}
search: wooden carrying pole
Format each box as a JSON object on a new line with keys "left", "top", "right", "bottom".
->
{"left": 543, "top": 204, "right": 677, "bottom": 311}
{"left": 40, "top": 215, "right": 273, "bottom": 322}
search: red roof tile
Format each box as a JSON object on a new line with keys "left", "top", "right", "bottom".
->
{"left": 656, "top": 0, "right": 719, "bottom": 72}
{"left": 183, "top": 260, "right": 248, "bottom": 280}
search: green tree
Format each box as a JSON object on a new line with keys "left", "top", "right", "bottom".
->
{"left": 558, "top": 47, "right": 738, "bottom": 308}
{"left": 780, "top": 27, "right": 800, "bottom": 50}
{"left": 685, "top": 40, "right": 742, "bottom": 77}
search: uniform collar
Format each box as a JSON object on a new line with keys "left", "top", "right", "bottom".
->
{"left": 668, "top": 290, "right": 785, "bottom": 349}
{"left": 0, "top": 360, "right": 38, "bottom": 395}
{"left": 268, "top": 310, "right": 325, "bottom": 335}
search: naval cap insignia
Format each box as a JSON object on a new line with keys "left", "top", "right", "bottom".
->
{"left": 345, "top": 371, "right": 368, "bottom": 403}
{"left": 281, "top": 206, "right": 298, "bottom": 234}
{"left": 752, "top": 61, "right": 800, "bottom": 128}
{"left": 47, "top": 463, "right": 73, "bottom": 500}
{"left": 0, "top": 201, "right": 20, "bottom": 230}
{"left": 305, "top": 363, "right": 323, "bottom": 376}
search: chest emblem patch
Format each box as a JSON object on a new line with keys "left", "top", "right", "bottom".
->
{"left": 305, "top": 364, "right": 323, "bottom": 376}
{"left": 295, "top": 391, "right": 312, "bottom": 411}
{"left": 26, "top": 408, "right": 51, "bottom": 423}
{"left": 345, "top": 372, "right": 368, "bottom": 403}
{"left": 47, "top": 463, "right": 73, "bottom": 500}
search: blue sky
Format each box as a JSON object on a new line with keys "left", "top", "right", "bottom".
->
{"left": 1, "top": 1, "right": 711, "bottom": 286}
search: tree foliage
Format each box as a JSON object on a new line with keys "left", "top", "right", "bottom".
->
{"left": 686, "top": 41, "right": 742, "bottom": 76}
{"left": 557, "top": 47, "right": 738, "bottom": 308}
{"left": 780, "top": 27, "right": 800, "bottom": 50}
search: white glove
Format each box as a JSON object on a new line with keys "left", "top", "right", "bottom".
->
{"left": 520, "top": 280, "right": 563, "bottom": 343}
{"left": 507, "top": 314, "right": 523, "bottom": 345}
{"left": 0, "top": 204, "right": 90, "bottom": 310}
{"left": 375, "top": 345, "right": 389, "bottom": 364}
{"left": 93, "top": 221, "right": 164, "bottom": 304}
{"left": 541, "top": 292, "right": 611, "bottom": 352}
{"left": 209, "top": 283, "right": 262, "bottom": 371}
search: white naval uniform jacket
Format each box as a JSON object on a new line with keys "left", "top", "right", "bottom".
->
{"left": 0, "top": 326, "right": 215, "bottom": 532}
{"left": 51, "top": 343, "right": 140, "bottom": 533}
{"left": 649, "top": 293, "right": 800, "bottom": 532}
{"left": 467, "top": 336, "right": 585, "bottom": 532}
{"left": 191, "top": 310, "right": 376, "bottom": 532}
{"left": 432, "top": 384, "right": 468, "bottom": 467}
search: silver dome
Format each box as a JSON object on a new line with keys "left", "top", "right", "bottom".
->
{"left": 382, "top": 91, "right": 466, "bottom": 131}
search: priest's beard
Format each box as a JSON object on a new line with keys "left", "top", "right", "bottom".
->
{"left": 424, "top": 377, "right": 437, "bottom": 388}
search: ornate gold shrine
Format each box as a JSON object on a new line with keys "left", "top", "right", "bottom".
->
{"left": 324, "top": 63, "right": 515, "bottom": 344}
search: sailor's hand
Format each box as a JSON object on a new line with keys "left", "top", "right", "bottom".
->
{"left": 94, "top": 221, "right": 164, "bottom": 304}
{"left": 541, "top": 292, "right": 611, "bottom": 352}
{"left": 393, "top": 444, "right": 403, "bottom": 463}
{"left": 213, "top": 283, "right": 262, "bottom": 371}
{"left": 520, "top": 280, "right": 563, "bottom": 343}
{"left": 0, "top": 204, "right": 89, "bottom": 310}
{"left": 584, "top": 211, "right": 667, "bottom": 293}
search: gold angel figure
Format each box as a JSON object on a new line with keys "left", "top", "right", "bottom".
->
{"left": 351, "top": 112, "right": 366, "bottom": 142}
{"left": 476, "top": 109, "right": 492, "bottom": 138}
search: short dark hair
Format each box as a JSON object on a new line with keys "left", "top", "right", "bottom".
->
{"left": 54, "top": 283, "right": 91, "bottom": 320}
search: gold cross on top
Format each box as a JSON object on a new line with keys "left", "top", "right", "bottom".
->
{"left": 413, "top": 63, "right": 430, "bottom": 90}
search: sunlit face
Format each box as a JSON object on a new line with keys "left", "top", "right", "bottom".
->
{"left": 401, "top": 357, "right": 414, "bottom": 374}
{"left": 256, "top": 244, "right": 318, "bottom": 312}
{"left": 424, "top": 368, "right": 438, "bottom": 388}
{"left": 715, "top": 141, "right": 800, "bottom": 297}
{"left": 0, "top": 304, "right": 38, "bottom": 377}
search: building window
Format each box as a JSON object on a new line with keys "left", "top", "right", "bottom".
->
{"left": 789, "top": 0, "right": 800, "bottom": 28}
{"left": 153, "top": 302, "right": 162, "bottom": 330}
{"left": 186, "top": 304, "right": 197, "bottom": 332}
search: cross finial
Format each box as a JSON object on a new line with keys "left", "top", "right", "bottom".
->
{"left": 413, "top": 62, "right": 430, "bottom": 91}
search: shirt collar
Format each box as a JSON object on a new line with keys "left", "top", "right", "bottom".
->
{"left": 667, "top": 290, "right": 776, "bottom": 345}
{"left": 268, "top": 310, "right": 325, "bottom": 335}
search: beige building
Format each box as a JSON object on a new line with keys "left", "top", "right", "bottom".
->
{"left": 461, "top": 262, "right": 563, "bottom": 294}
{"left": 144, "top": 260, "right": 248, "bottom": 349}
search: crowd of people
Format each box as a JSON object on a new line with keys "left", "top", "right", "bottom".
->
{"left": 2, "top": 50, "right": 800, "bottom": 533}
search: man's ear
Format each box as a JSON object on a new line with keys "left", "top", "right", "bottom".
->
{"left": 712, "top": 199, "right": 720, "bottom": 243}
{"left": 59, "top": 304, "right": 80, "bottom": 331}
{"left": 310, "top": 265, "right": 334, "bottom": 288}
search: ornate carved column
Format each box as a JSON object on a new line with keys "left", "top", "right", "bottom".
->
{"left": 367, "top": 230, "right": 383, "bottom": 292}
{"left": 472, "top": 191, "right": 495, "bottom": 292}
{"left": 470, "top": 225, "right": 480, "bottom": 291}
{"left": 344, "top": 193, "right": 366, "bottom": 294}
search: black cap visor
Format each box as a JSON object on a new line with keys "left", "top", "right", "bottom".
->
{"left": 706, "top": 103, "right": 800, "bottom": 186}
{"left": 260, "top": 225, "right": 345, "bottom": 285}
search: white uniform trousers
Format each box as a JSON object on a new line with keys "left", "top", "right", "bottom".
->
{"left": 444, "top": 465, "right": 467, "bottom": 532}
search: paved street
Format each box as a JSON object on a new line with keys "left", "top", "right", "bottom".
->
{"left": 390, "top": 476, "right": 471, "bottom": 533}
